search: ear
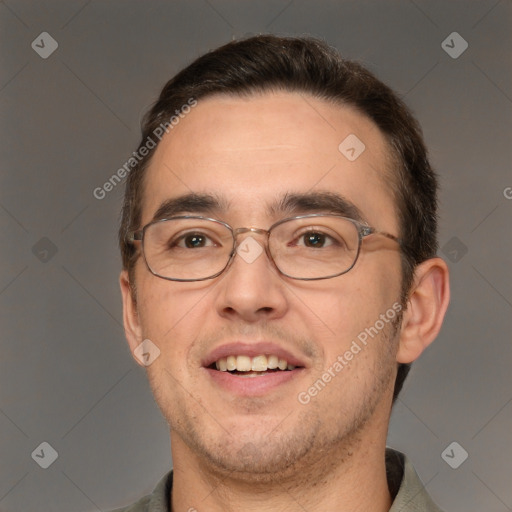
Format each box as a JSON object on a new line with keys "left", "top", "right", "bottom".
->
{"left": 397, "top": 257, "right": 450, "bottom": 364}
{"left": 120, "top": 270, "right": 144, "bottom": 364}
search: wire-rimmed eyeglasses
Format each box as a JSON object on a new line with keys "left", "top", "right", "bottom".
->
{"left": 126, "top": 213, "right": 402, "bottom": 282}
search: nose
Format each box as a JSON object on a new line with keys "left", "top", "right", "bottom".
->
{"left": 214, "top": 232, "right": 289, "bottom": 323}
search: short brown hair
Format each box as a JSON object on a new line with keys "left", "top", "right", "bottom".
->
{"left": 119, "top": 35, "right": 439, "bottom": 402}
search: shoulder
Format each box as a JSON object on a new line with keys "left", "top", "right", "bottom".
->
{"left": 107, "top": 471, "right": 173, "bottom": 512}
{"left": 387, "top": 448, "right": 444, "bottom": 512}
{"left": 109, "top": 495, "right": 151, "bottom": 512}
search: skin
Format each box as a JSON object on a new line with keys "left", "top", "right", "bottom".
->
{"left": 120, "top": 92, "right": 450, "bottom": 512}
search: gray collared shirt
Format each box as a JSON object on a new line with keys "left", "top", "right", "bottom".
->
{"left": 110, "top": 448, "right": 443, "bottom": 512}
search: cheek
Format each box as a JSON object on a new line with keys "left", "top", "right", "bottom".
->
{"left": 136, "top": 276, "right": 210, "bottom": 359}
{"left": 305, "top": 261, "right": 401, "bottom": 352}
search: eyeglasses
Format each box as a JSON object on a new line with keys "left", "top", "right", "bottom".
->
{"left": 127, "top": 214, "right": 402, "bottom": 282}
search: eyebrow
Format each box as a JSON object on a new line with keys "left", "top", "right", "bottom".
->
{"left": 151, "top": 193, "right": 230, "bottom": 221}
{"left": 269, "top": 191, "right": 367, "bottom": 224}
{"left": 150, "top": 191, "right": 367, "bottom": 224}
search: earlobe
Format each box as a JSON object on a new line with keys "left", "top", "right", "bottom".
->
{"left": 396, "top": 257, "right": 450, "bottom": 364}
{"left": 119, "top": 270, "right": 144, "bottom": 358}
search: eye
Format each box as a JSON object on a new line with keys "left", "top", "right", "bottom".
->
{"left": 172, "top": 232, "right": 216, "bottom": 249}
{"left": 295, "top": 230, "right": 338, "bottom": 249}
{"left": 302, "top": 231, "right": 330, "bottom": 248}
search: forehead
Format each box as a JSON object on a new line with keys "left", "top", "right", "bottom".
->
{"left": 141, "top": 92, "right": 398, "bottom": 231}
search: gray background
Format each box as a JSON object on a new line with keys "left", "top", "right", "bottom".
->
{"left": 0, "top": 1, "right": 511, "bottom": 511}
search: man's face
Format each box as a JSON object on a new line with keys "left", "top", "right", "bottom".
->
{"left": 123, "top": 92, "right": 404, "bottom": 478}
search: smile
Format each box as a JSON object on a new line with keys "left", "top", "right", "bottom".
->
{"left": 203, "top": 342, "right": 307, "bottom": 394}
{"left": 213, "top": 354, "right": 297, "bottom": 374}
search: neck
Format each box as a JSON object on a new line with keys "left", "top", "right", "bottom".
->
{"left": 170, "top": 418, "right": 392, "bottom": 512}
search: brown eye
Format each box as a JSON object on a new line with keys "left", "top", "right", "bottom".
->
{"left": 171, "top": 232, "right": 215, "bottom": 249}
{"left": 184, "top": 234, "right": 207, "bottom": 248}
{"left": 303, "top": 232, "right": 328, "bottom": 248}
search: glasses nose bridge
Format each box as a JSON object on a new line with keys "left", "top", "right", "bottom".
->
{"left": 231, "top": 226, "right": 274, "bottom": 266}
{"left": 232, "top": 226, "right": 271, "bottom": 244}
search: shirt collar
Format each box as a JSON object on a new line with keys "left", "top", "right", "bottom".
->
{"left": 387, "top": 448, "right": 443, "bottom": 511}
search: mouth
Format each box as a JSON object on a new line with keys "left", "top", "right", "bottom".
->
{"left": 203, "top": 345, "right": 306, "bottom": 395}
{"left": 208, "top": 354, "right": 302, "bottom": 378}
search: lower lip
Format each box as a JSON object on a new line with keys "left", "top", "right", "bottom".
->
{"left": 204, "top": 367, "right": 304, "bottom": 396}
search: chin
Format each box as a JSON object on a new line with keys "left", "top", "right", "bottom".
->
{"left": 203, "top": 439, "right": 316, "bottom": 480}
{"left": 173, "top": 409, "right": 329, "bottom": 481}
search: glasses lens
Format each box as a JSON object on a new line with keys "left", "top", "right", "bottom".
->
{"left": 143, "top": 218, "right": 233, "bottom": 280}
{"left": 270, "top": 216, "right": 360, "bottom": 279}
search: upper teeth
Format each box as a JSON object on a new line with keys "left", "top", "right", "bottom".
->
{"left": 215, "top": 355, "right": 296, "bottom": 372}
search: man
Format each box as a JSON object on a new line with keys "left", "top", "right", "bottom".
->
{"left": 114, "top": 35, "right": 450, "bottom": 511}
